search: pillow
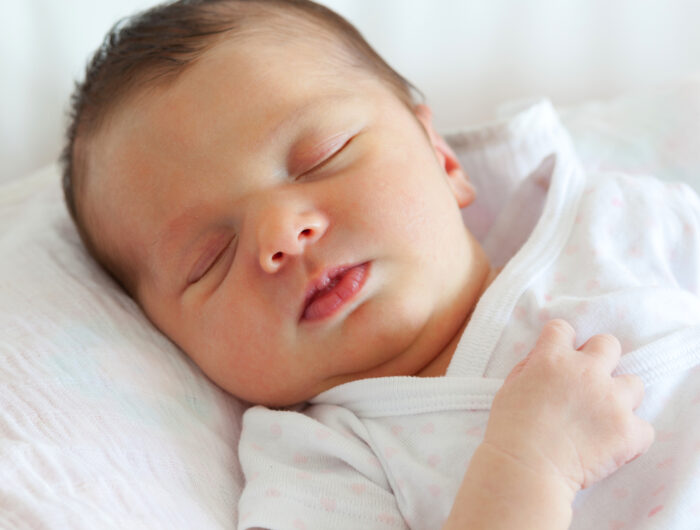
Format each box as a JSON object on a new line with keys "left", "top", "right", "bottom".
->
{"left": 2, "top": 76, "right": 699, "bottom": 528}
{"left": 0, "top": 166, "right": 246, "bottom": 528}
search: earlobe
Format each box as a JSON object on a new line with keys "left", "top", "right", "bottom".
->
{"left": 414, "top": 104, "right": 475, "bottom": 208}
{"left": 447, "top": 172, "right": 476, "bottom": 209}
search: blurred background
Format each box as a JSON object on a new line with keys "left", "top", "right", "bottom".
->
{"left": 2, "top": 0, "right": 699, "bottom": 183}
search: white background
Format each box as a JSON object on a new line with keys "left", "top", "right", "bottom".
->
{"left": 2, "top": 0, "right": 699, "bottom": 183}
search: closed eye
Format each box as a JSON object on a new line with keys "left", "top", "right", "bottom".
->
{"left": 295, "top": 134, "right": 355, "bottom": 180}
{"left": 187, "top": 236, "right": 236, "bottom": 284}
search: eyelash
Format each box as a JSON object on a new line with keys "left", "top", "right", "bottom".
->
{"left": 297, "top": 135, "right": 354, "bottom": 179}
{"left": 188, "top": 236, "right": 235, "bottom": 285}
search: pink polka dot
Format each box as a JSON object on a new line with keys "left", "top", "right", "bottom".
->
{"left": 466, "top": 425, "right": 484, "bottom": 437}
{"left": 293, "top": 519, "right": 306, "bottom": 530}
{"left": 565, "top": 245, "right": 579, "bottom": 256}
{"left": 538, "top": 308, "right": 551, "bottom": 323}
{"left": 390, "top": 424, "right": 404, "bottom": 435}
{"left": 378, "top": 513, "right": 397, "bottom": 525}
{"left": 513, "top": 342, "right": 527, "bottom": 356}
{"left": 612, "top": 197, "right": 623, "bottom": 207}
{"left": 428, "top": 484, "right": 442, "bottom": 497}
{"left": 384, "top": 447, "right": 399, "bottom": 459}
{"left": 613, "top": 488, "right": 629, "bottom": 499}
{"left": 514, "top": 306, "right": 527, "bottom": 320}
{"left": 367, "top": 456, "right": 382, "bottom": 468}
{"left": 651, "top": 485, "right": 666, "bottom": 497}
{"left": 294, "top": 453, "right": 308, "bottom": 465}
{"left": 575, "top": 301, "right": 589, "bottom": 313}
{"left": 656, "top": 458, "right": 674, "bottom": 469}
{"left": 544, "top": 293, "right": 553, "bottom": 302}
{"left": 250, "top": 442, "right": 263, "bottom": 452}
{"left": 647, "top": 505, "right": 664, "bottom": 517}
{"left": 296, "top": 471, "right": 311, "bottom": 480}
{"left": 320, "top": 497, "right": 336, "bottom": 512}
{"left": 270, "top": 423, "right": 282, "bottom": 438}
{"left": 421, "top": 422, "right": 435, "bottom": 434}
{"left": 350, "top": 483, "right": 366, "bottom": 495}
{"left": 586, "top": 278, "right": 601, "bottom": 291}
{"left": 608, "top": 521, "right": 625, "bottom": 530}
{"left": 266, "top": 488, "right": 281, "bottom": 497}
{"left": 427, "top": 454, "right": 441, "bottom": 468}
{"left": 656, "top": 430, "right": 675, "bottom": 443}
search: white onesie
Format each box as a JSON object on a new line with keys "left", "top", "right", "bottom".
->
{"left": 237, "top": 101, "right": 700, "bottom": 530}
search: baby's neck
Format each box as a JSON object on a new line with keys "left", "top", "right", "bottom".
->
{"left": 416, "top": 266, "right": 500, "bottom": 377}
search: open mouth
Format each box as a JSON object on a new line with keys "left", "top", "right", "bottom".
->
{"left": 300, "top": 262, "right": 370, "bottom": 322}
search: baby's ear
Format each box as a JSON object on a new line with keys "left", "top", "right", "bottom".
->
{"left": 414, "top": 104, "right": 475, "bottom": 208}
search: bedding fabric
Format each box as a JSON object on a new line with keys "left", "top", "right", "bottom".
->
{"left": 1, "top": 78, "right": 700, "bottom": 528}
{"left": 237, "top": 100, "right": 700, "bottom": 529}
{"left": 0, "top": 167, "right": 247, "bottom": 528}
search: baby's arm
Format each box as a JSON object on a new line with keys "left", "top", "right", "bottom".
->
{"left": 443, "top": 319, "right": 655, "bottom": 530}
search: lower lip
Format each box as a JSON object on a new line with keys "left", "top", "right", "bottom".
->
{"left": 301, "top": 262, "right": 370, "bottom": 322}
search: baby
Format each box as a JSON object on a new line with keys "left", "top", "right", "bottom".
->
{"left": 61, "top": 1, "right": 700, "bottom": 529}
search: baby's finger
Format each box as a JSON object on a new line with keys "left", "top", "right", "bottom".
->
{"left": 627, "top": 416, "right": 656, "bottom": 462}
{"left": 577, "top": 333, "right": 622, "bottom": 373}
{"left": 614, "top": 373, "right": 645, "bottom": 410}
{"left": 534, "top": 319, "right": 577, "bottom": 354}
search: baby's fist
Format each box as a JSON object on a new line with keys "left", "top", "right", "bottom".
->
{"left": 484, "top": 320, "right": 655, "bottom": 494}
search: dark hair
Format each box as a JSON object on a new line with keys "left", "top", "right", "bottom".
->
{"left": 60, "top": 0, "right": 420, "bottom": 293}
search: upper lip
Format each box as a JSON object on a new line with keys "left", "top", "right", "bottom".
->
{"left": 300, "top": 263, "right": 356, "bottom": 319}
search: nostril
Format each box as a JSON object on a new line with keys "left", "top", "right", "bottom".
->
{"left": 299, "top": 228, "right": 312, "bottom": 240}
{"left": 272, "top": 251, "right": 284, "bottom": 262}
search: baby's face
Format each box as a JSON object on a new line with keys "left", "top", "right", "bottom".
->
{"left": 86, "top": 35, "right": 490, "bottom": 406}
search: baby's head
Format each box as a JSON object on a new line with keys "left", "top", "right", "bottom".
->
{"left": 62, "top": 0, "right": 491, "bottom": 407}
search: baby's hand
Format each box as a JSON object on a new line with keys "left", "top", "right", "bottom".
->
{"left": 483, "top": 319, "right": 655, "bottom": 495}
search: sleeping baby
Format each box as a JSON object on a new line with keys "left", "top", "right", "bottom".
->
{"left": 61, "top": 1, "right": 700, "bottom": 528}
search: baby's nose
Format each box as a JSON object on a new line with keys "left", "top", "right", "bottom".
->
{"left": 258, "top": 209, "right": 328, "bottom": 273}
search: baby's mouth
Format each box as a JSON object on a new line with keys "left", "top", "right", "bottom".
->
{"left": 300, "top": 262, "right": 370, "bottom": 322}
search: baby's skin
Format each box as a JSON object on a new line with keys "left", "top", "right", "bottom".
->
{"left": 445, "top": 319, "right": 654, "bottom": 529}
